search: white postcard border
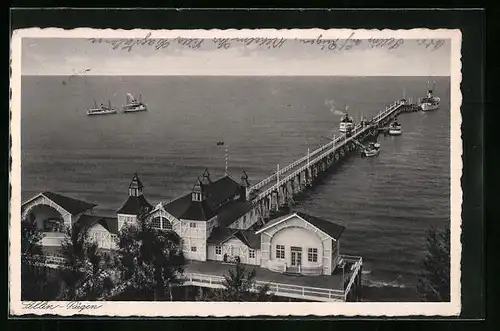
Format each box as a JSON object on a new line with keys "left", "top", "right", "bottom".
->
{"left": 9, "top": 27, "right": 462, "bottom": 317}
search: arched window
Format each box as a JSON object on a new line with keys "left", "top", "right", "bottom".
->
{"left": 163, "top": 219, "right": 172, "bottom": 230}
{"left": 151, "top": 217, "right": 161, "bottom": 229}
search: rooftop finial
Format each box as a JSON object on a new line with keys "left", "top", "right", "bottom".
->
{"left": 200, "top": 168, "right": 212, "bottom": 185}
{"left": 241, "top": 171, "right": 250, "bottom": 187}
{"left": 129, "top": 173, "right": 144, "bottom": 196}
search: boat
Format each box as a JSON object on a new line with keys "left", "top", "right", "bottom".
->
{"left": 87, "top": 100, "right": 117, "bottom": 116}
{"left": 339, "top": 110, "right": 354, "bottom": 133}
{"left": 418, "top": 81, "right": 440, "bottom": 111}
{"left": 388, "top": 120, "right": 402, "bottom": 136}
{"left": 363, "top": 142, "right": 381, "bottom": 157}
{"left": 123, "top": 93, "right": 148, "bottom": 113}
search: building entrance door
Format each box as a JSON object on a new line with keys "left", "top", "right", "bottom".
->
{"left": 290, "top": 246, "right": 302, "bottom": 267}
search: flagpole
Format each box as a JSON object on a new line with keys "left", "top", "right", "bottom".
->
{"left": 225, "top": 146, "right": 228, "bottom": 175}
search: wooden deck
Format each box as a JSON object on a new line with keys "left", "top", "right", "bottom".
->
{"left": 185, "top": 255, "right": 363, "bottom": 302}
{"left": 38, "top": 252, "right": 362, "bottom": 302}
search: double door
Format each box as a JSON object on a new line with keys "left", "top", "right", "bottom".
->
{"left": 289, "top": 246, "right": 302, "bottom": 273}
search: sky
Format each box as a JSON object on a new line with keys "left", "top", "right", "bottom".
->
{"left": 21, "top": 37, "right": 451, "bottom": 76}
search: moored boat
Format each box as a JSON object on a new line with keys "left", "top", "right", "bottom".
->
{"left": 388, "top": 120, "right": 402, "bottom": 136}
{"left": 363, "top": 142, "right": 380, "bottom": 157}
{"left": 339, "top": 110, "right": 354, "bottom": 133}
{"left": 418, "top": 81, "right": 440, "bottom": 111}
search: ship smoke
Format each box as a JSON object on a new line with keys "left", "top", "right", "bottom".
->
{"left": 325, "top": 99, "right": 345, "bottom": 116}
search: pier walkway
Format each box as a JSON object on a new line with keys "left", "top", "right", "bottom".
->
{"left": 248, "top": 100, "right": 408, "bottom": 217}
{"left": 35, "top": 254, "right": 363, "bottom": 302}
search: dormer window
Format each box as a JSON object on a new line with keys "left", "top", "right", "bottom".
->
{"left": 192, "top": 192, "right": 202, "bottom": 202}
{"left": 192, "top": 178, "right": 204, "bottom": 202}
{"left": 128, "top": 173, "right": 144, "bottom": 197}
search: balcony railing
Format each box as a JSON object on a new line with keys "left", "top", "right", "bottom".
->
{"left": 40, "top": 254, "right": 362, "bottom": 302}
{"left": 185, "top": 272, "right": 346, "bottom": 301}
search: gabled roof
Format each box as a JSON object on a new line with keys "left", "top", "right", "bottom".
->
{"left": 207, "top": 227, "right": 261, "bottom": 250}
{"left": 202, "top": 176, "right": 242, "bottom": 210}
{"left": 24, "top": 191, "right": 97, "bottom": 215}
{"left": 216, "top": 200, "right": 255, "bottom": 228}
{"left": 164, "top": 194, "right": 216, "bottom": 221}
{"left": 77, "top": 214, "right": 119, "bottom": 235}
{"left": 295, "top": 212, "right": 345, "bottom": 240}
{"left": 163, "top": 174, "right": 244, "bottom": 222}
{"left": 256, "top": 212, "right": 345, "bottom": 240}
{"left": 116, "top": 195, "right": 153, "bottom": 215}
{"left": 234, "top": 230, "right": 261, "bottom": 250}
{"left": 207, "top": 227, "right": 236, "bottom": 245}
{"left": 129, "top": 173, "right": 144, "bottom": 190}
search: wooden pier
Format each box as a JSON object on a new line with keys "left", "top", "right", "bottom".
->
{"left": 249, "top": 99, "right": 413, "bottom": 219}
{"left": 36, "top": 254, "right": 363, "bottom": 302}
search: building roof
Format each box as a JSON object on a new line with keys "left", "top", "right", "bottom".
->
{"left": 163, "top": 174, "right": 244, "bottom": 222}
{"left": 129, "top": 173, "right": 144, "bottom": 190}
{"left": 207, "top": 227, "right": 261, "bottom": 249}
{"left": 164, "top": 194, "right": 216, "bottom": 221}
{"left": 216, "top": 200, "right": 255, "bottom": 228}
{"left": 234, "top": 230, "right": 261, "bottom": 250}
{"left": 40, "top": 191, "right": 97, "bottom": 215}
{"left": 257, "top": 212, "right": 345, "bottom": 240}
{"left": 207, "top": 227, "right": 236, "bottom": 245}
{"left": 202, "top": 176, "right": 242, "bottom": 210}
{"left": 295, "top": 212, "right": 345, "bottom": 240}
{"left": 77, "top": 214, "right": 119, "bottom": 235}
{"left": 116, "top": 195, "right": 153, "bottom": 215}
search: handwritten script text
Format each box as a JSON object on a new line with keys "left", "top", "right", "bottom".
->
{"left": 22, "top": 301, "right": 103, "bottom": 313}
{"left": 87, "top": 32, "right": 446, "bottom": 53}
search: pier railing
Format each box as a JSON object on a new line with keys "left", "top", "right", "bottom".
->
{"left": 342, "top": 256, "right": 363, "bottom": 301}
{"left": 249, "top": 100, "right": 404, "bottom": 200}
{"left": 40, "top": 253, "right": 362, "bottom": 302}
{"left": 185, "top": 272, "right": 347, "bottom": 301}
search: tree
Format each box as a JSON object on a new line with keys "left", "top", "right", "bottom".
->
{"left": 202, "top": 261, "right": 272, "bottom": 302}
{"left": 20, "top": 214, "right": 52, "bottom": 300}
{"left": 58, "top": 222, "right": 114, "bottom": 300}
{"left": 417, "top": 225, "right": 451, "bottom": 302}
{"left": 115, "top": 211, "right": 186, "bottom": 301}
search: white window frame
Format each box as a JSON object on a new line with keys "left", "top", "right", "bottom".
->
{"left": 151, "top": 217, "right": 161, "bottom": 229}
{"left": 308, "top": 248, "right": 318, "bottom": 263}
{"left": 163, "top": 219, "right": 172, "bottom": 230}
{"left": 249, "top": 249, "right": 255, "bottom": 259}
{"left": 215, "top": 246, "right": 222, "bottom": 255}
{"left": 276, "top": 244, "right": 285, "bottom": 259}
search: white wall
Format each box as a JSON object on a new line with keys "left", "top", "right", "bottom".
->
{"left": 117, "top": 214, "right": 137, "bottom": 232}
{"left": 40, "top": 233, "right": 65, "bottom": 247}
{"left": 259, "top": 214, "right": 335, "bottom": 275}
{"left": 178, "top": 219, "right": 210, "bottom": 261}
{"left": 142, "top": 208, "right": 210, "bottom": 262}
{"left": 331, "top": 239, "right": 340, "bottom": 272}
{"left": 88, "top": 223, "right": 118, "bottom": 250}
{"left": 269, "top": 227, "right": 323, "bottom": 270}
{"left": 227, "top": 208, "right": 259, "bottom": 230}
{"left": 207, "top": 238, "right": 260, "bottom": 266}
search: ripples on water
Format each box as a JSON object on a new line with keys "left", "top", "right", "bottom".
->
{"left": 21, "top": 76, "right": 451, "bottom": 300}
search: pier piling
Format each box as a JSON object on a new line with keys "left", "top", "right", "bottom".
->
{"left": 249, "top": 99, "right": 408, "bottom": 221}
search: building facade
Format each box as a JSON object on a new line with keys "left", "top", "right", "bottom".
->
{"left": 22, "top": 171, "right": 347, "bottom": 277}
